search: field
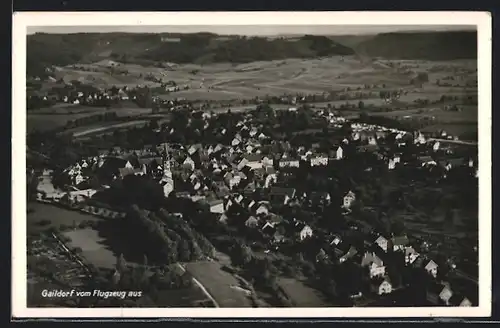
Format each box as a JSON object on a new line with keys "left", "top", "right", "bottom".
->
{"left": 184, "top": 261, "right": 253, "bottom": 307}
{"left": 276, "top": 277, "right": 331, "bottom": 307}
{"left": 62, "top": 228, "right": 118, "bottom": 270}
{"left": 28, "top": 56, "right": 477, "bottom": 137}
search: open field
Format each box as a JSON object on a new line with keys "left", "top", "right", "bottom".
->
{"left": 51, "top": 57, "right": 477, "bottom": 103}
{"left": 29, "top": 56, "right": 477, "bottom": 136}
{"left": 62, "top": 228, "right": 118, "bottom": 270}
{"left": 184, "top": 261, "right": 253, "bottom": 307}
{"left": 276, "top": 277, "right": 331, "bottom": 307}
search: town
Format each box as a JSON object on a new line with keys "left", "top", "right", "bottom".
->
{"left": 25, "top": 29, "right": 479, "bottom": 308}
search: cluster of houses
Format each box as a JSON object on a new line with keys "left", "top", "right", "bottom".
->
{"left": 44, "top": 103, "right": 478, "bottom": 306}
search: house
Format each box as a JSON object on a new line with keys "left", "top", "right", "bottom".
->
{"left": 310, "top": 155, "right": 329, "bottom": 166}
{"left": 335, "top": 146, "right": 343, "bottom": 160}
{"left": 427, "top": 282, "right": 453, "bottom": 305}
{"left": 255, "top": 203, "right": 270, "bottom": 216}
{"left": 342, "top": 191, "right": 356, "bottom": 209}
{"left": 244, "top": 153, "right": 264, "bottom": 170}
{"left": 269, "top": 187, "right": 296, "bottom": 205}
{"left": 425, "top": 260, "right": 439, "bottom": 278}
{"left": 449, "top": 294, "right": 472, "bottom": 307}
{"left": 388, "top": 158, "right": 396, "bottom": 170}
{"left": 339, "top": 246, "right": 358, "bottom": 264}
{"left": 231, "top": 137, "right": 242, "bottom": 147}
{"left": 298, "top": 225, "right": 313, "bottom": 241}
{"left": 183, "top": 156, "right": 196, "bottom": 171}
{"left": 262, "top": 156, "right": 274, "bottom": 167}
{"left": 208, "top": 199, "right": 224, "bottom": 214}
{"left": 374, "top": 235, "right": 389, "bottom": 252}
{"left": 316, "top": 248, "right": 328, "bottom": 262}
{"left": 329, "top": 234, "right": 342, "bottom": 247}
{"left": 361, "top": 252, "right": 386, "bottom": 278}
{"left": 279, "top": 158, "right": 300, "bottom": 168}
{"left": 404, "top": 246, "right": 420, "bottom": 265}
{"left": 245, "top": 216, "right": 259, "bottom": 228}
{"left": 219, "top": 213, "right": 229, "bottom": 224}
{"left": 391, "top": 235, "right": 410, "bottom": 252}
{"left": 371, "top": 278, "right": 392, "bottom": 295}
{"left": 418, "top": 156, "right": 437, "bottom": 167}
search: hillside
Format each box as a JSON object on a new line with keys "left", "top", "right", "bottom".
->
{"left": 356, "top": 31, "right": 477, "bottom": 60}
{"left": 27, "top": 33, "right": 355, "bottom": 77}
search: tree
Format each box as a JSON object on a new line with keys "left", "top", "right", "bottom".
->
{"left": 143, "top": 254, "right": 148, "bottom": 267}
{"left": 178, "top": 240, "right": 192, "bottom": 262}
{"left": 358, "top": 100, "right": 365, "bottom": 110}
{"left": 117, "top": 253, "right": 127, "bottom": 272}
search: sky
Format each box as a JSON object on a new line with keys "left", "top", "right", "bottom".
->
{"left": 27, "top": 25, "right": 475, "bottom": 36}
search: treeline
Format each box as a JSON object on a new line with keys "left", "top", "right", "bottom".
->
{"left": 128, "top": 205, "right": 215, "bottom": 265}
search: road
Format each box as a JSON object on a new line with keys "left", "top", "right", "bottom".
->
{"left": 175, "top": 263, "right": 220, "bottom": 308}
{"left": 71, "top": 120, "right": 149, "bottom": 137}
{"left": 428, "top": 138, "right": 478, "bottom": 146}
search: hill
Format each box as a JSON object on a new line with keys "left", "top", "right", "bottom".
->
{"left": 355, "top": 31, "right": 477, "bottom": 60}
{"left": 27, "top": 33, "right": 355, "bottom": 77}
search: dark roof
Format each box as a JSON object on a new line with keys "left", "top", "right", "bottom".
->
{"left": 244, "top": 153, "right": 263, "bottom": 162}
{"left": 270, "top": 187, "right": 296, "bottom": 198}
{"left": 391, "top": 235, "right": 410, "bottom": 246}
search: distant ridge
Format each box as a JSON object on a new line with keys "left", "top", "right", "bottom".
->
{"left": 356, "top": 31, "right": 477, "bottom": 60}
{"left": 26, "top": 32, "right": 355, "bottom": 77}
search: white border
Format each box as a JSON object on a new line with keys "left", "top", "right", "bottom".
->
{"left": 12, "top": 11, "right": 492, "bottom": 318}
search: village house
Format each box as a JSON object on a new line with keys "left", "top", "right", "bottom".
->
{"left": 310, "top": 154, "right": 329, "bottom": 167}
{"left": 243, "top": 153, "right": 264, "bottom": 170}
{"left": 404, "top": 246, "right": 420, "bottom": 265}
{"left": 208, "top": 199, "right": 224, "bottom": 214}
{"left": 391, "top": 235, "right": 410, "bottom": 252}
{"left": 374, "top": 235, "right": 389, "bottom": 252}
{"left": 339, "top": 246, "right": 358, "bottom": 264}
{"left": 371, "top": 278, "right": 393, "bottom": 296}
{"left": 298, "top": 224, "right": 313, "bottom": 241}
{"left": 425, "top": 260, "right": 439, "bottom": 278}
{"left": 361, "top": 252, "right": 386, "bottom": 278}
{"left": 245, "top": 216, "right": 259, "bottom": 228}
{"left": 182, "top": 156, "right": 196, "bottom": 171}
{"left": 342, "top": 191, "right": 356, "bottom": 210}
{"left": 433, "top": 141, "right": 441, "bottom": 152}
{"left": 279, "top": 157, "right": 300, "bottom": 168}
{"left": 255, "top": 202, "right": 270, "bottom": 216}
{"left": 269, "top": 187, "right": 296, "bottom": 205}
{"left": 427, "top": 282, "right": 453, "bottom": 305}
{"left": 449, "top": 294, "right": 473, "bottom": 307}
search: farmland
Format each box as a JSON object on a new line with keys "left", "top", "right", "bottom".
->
{"left": 27, "top": 52, "right": 477, "bottom": 140}
{"left": 62, "top": 228, "right": 118, "bottom": 270}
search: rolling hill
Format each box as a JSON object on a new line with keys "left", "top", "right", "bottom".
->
{"left": 26, "top": 33, "right": 355, "bottom": 77}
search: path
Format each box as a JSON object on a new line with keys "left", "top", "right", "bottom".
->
{"left": 428, "top": 138, "right": 478, "bottom": 146}
{"left": 175, "top": 263, "right": 220, "bottom": 308}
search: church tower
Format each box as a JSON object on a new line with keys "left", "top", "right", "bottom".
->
{"left": 161, "top": 143, "right": 174, "bottom": 197}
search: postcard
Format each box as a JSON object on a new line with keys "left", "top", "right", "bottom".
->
{"left": 12, "top": 11, "right": 492, "bottom": 318}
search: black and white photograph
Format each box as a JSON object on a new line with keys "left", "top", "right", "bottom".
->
{"left": 12, "top": 12, "right": 491, "bottom": 318}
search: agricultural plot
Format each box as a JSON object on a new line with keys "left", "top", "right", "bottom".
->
{"left": 276, "top": 277, "right": 331, "bottom": 307}
{"left": 62, "top": 228, "right": 118, "bottom": 270}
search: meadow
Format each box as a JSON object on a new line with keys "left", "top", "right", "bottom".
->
{"left": 184, "top": 261, "right": 254, "bottom": 307}
{"left": 28, "top": 56, "right": 478, "bottom": 139}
